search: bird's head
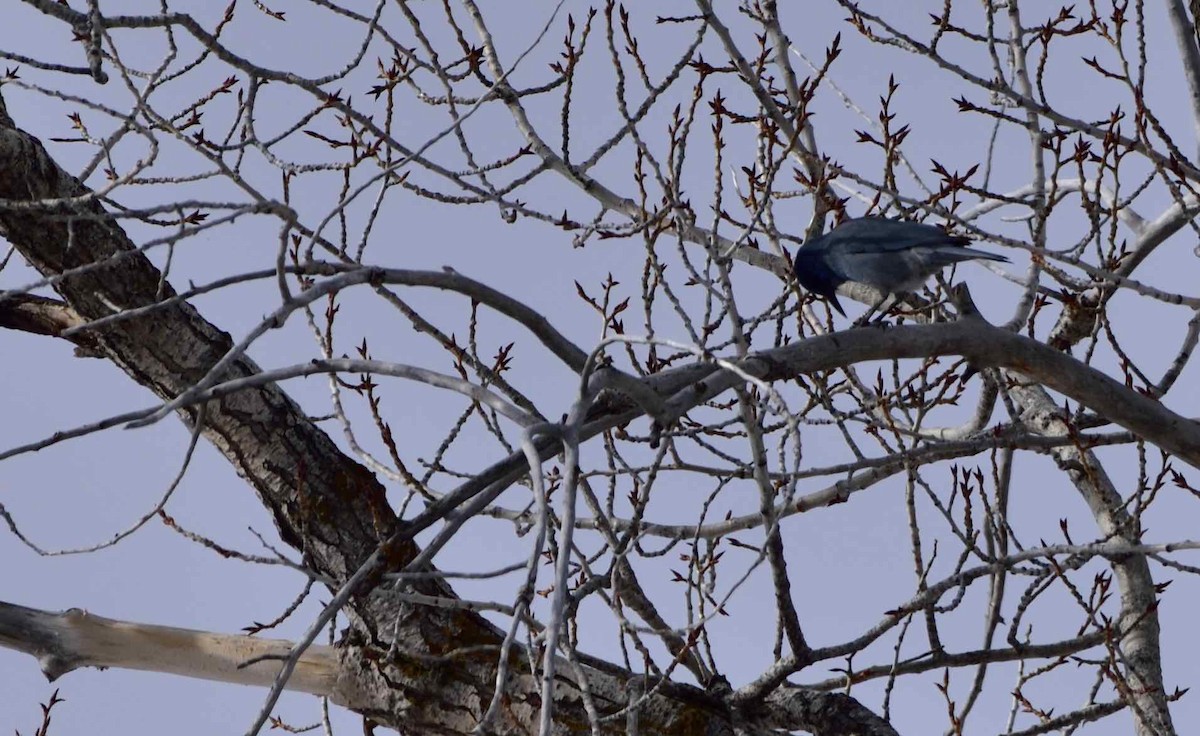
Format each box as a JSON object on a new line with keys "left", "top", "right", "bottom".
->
{"left": 792, "top": 246, "right": 846, "bottom": 316}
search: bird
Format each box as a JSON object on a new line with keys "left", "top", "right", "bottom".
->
{"left": 792, "top": 216, "right": 1009, "bottom": 317}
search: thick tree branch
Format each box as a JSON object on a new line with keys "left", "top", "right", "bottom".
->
{"left": 0, "top": 600, "right": 339, "bottom": 697}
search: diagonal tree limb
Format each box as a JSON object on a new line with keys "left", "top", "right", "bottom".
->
{"left": 1005, "top": 382, "right": 1175, "bottom": 735}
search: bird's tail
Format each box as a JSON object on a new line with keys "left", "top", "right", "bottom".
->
{"left": 929, "top": 246, "right": 1009, "bottom": 265}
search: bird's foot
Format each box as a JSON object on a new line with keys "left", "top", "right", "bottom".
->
{"left": 851, "top": 312, "right": 895, "bottom": 329}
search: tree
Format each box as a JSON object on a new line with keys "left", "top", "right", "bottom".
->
{"left": 1, "top": 1, "right": 1198, "bottom": 734}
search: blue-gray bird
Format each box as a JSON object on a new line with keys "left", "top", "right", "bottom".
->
{"left": 792, "top": 216, "right": 1008, "bottom": 316}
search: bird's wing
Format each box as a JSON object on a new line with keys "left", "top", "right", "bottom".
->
{"left": 830, "top": 218, "right": 970, "bottom": 254}
{"left": 820, "top": 218, "right": 1008, "bottom": 291}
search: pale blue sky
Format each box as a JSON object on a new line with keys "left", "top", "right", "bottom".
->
{"left": 3, "top": 2, "right": 1199, "bottom": 734}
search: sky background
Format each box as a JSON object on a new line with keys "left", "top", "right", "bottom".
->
{"left": 2, "top": 1, "right": 1200, "bottom": 734}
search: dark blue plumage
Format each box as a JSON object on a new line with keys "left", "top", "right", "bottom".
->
{"left": 793, "top": 217, "right": 1008, "bottom": 316}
